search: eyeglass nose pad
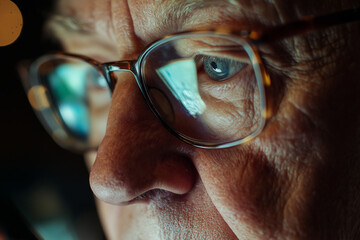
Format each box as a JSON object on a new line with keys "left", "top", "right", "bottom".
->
{"left": 148, "top": 87, "right": 175, "bottom": 124}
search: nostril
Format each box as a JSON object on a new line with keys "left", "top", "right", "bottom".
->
{"left": 133, "top": 189, "right": 173, "bottom": 202}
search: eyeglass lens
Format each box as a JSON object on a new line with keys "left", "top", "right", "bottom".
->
{"left": 141, "top": 34, "right": 264, "bottom": 146}
{"left": 30, "top": 56, "right": 111, "bottom": 150}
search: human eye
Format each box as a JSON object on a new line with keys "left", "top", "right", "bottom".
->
{"left": 198, "top": 54, "right": 248, "bottom": 83}
{"left": 203, "top": 55, "right": 247, "bottom": 81}
{"left": 192, "top": 49, "right": 254, "bottom": 101}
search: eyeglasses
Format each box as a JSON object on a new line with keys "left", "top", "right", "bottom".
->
{"left": 22, "top": 8, "right": 360, "bottom": 152}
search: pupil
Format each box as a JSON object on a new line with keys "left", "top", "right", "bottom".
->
{"left": 211, "top": 61, "right": 223, "bottom": 73}
{"left": 203, "top": 56, "right": 233, "bottom": 81}
{"left": 211, "top": 61, "right": 218, "bottom": 70}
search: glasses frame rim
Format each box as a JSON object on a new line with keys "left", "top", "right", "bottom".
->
{"left": 136, "top": 33, "right": 269, "bottom": 149}
{"left": 25, "top": 54, "right": 112, "bottom": 152}
{"left": 24, "top": 7, "right": 360, "bottom": 151}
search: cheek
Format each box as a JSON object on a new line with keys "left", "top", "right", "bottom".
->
{"left": 193, "top": 147, "right": 285, "bottom": 238}
{"left": 188, "top": 73, "right": 263, "bottom": 142}
{"left": 191, "top": 72, "right": 342, "bottom": 238}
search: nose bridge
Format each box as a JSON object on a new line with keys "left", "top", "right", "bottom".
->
{"left": 102, "top": 60, "right": 140, "bottom": 92}
{"left": 104, "top": 60, "right": 134, "bottom": 71}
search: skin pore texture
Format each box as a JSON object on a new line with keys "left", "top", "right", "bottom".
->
{"left": 48, "top": 0, "right": 360, "bottom": 239}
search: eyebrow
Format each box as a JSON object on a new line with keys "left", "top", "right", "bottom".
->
{"left": 45, "top": 0, "right": 240, "bottom": 38}
{"left": 161, "top": 0, "right": 240, "bottom": 26}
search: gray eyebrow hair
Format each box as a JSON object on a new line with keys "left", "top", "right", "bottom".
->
{"left": 161, "top": 0, "right": 240, "bottom": 28}
{"left": 45, "top": 0, "right": 240, "bottom": 39}
{"left": 164, "top": 0, "right": 239, "bottom": 17}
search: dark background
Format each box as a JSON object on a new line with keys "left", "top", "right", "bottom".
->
{"left": 0, "top": 1, "right": 104, "bottom": 239}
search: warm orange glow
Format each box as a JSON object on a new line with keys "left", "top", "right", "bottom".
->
{"left": 265, "top": 108, "right": 273, "bottom": 119}
{"left": 264, "top": 72, "right": 271, "bottom": 86}
{"left": 27, "top": 86, "right": 50, "bottom": 110}
{"left": 214, "top": 28, "right": 232, "bottom": 34}
{"left": 0, "top": 228, "right": 8, "bottom": 240}
{"left": 249, "top": 30, "right": 261, "bottom": 40}
{"left": 0, "top": 0, "right": 23, "bottom": 46}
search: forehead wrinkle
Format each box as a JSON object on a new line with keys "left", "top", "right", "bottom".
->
{"left": 45, "top": 0, "right": 286, "bottom": 52}
{"left": 49, "top": 0, "right": 96, "bottom": 33}
{"left": 128, "top": 0, "right": 242, "bottom": 42}
{"left": 45, "top": 14, "right": 93, "bottom": 37}
{"left": 159, "top": 0, "right": 241, "bottom": 30}
{"left": 45, "top": 0, "right": 118, "bottom": 43}
{"left": 46, "top": 0, "right": 241, "bottom": 39}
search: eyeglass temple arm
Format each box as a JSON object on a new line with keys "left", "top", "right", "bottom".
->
{"left": 251, "top": 8, "right": 360, "bottom": 44}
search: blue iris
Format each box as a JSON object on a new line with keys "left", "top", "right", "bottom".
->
{"left": 203, "top": 56, "right": 246, "bottom": 81}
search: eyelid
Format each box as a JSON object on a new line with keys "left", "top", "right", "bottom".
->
{"left": 197, "top": 48, "right": 251, "bottom": 64}
{"left": 174, "top": 38, "right": 251, "bottom": 64}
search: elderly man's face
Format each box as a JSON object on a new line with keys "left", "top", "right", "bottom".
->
{"left": 50, "top": 0, "right": 360, "bottom": 239}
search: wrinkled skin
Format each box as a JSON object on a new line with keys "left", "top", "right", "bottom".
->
{"left": 49, "top": 0, "right": 360, "bottom": 239}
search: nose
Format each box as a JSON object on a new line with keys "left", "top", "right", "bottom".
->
{"left": 89, "top": 72, "right": 197, "bottom": 205}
